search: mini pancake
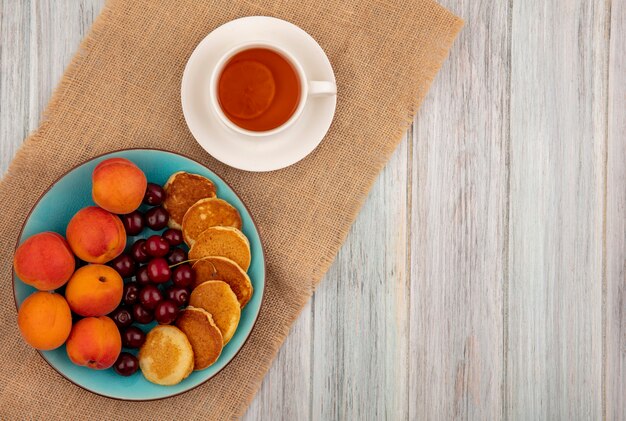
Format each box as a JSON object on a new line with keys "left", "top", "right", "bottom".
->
{"left": 192, "top": 256, "right": 253, "bottom": 307}
{"left": 175, "top": 307, "right": 223, "bottom": 370}
{"left": 163, "top": 171, "right": 217, "bottom": 229}
{"left": 182, "top": 198, "right": 242, "bottom": 247}
{"left": 138, "top": 325, "right": 194, "bottom": 386}
{"left": 188, "top": 226, "right": 251, "bottom": 271}
{"left": 189, "top": 281, "right": 241, "bottom": 345}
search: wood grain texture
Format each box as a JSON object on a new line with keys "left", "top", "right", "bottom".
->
{"left": 606, "top": 0, "right": 626, "bottom": 419}
{"left": 1, "top": 0, "right": 625, "bottom": 419}
{"left": 410, "top": 1, "right": 508, "bottom": 419}
{"left": 507, "top": 1, "right": 608, "bottom": 419}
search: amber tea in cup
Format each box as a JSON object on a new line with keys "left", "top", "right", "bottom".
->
{"left": 217, "top": 48, "right": 302, "bottom": 132}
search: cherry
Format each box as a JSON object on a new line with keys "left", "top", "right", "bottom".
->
{"left": 172, "top": 264, "right": 195, "bottom": 288}
{"left": 145, "top": 235, "right": 170, "bottom": 257}
{"left": 130, "top": 239, "right": 150, "bottom": 263}
{"left": 110, "top": 253, "right": 136, "bottom": 278}
{"left": 135, "top": 265, "right": 151, "bottom": 286}
{"left": 132, "top": 303, "right": 154, "bottom": 324}
{"left": 122, "top": 326, "right": 146, "bottom": 348}
{"left": 143, "top": 183, "right": 165, "bottom": 206}
{"left": 145, "top": 207, "right": 169, "bottom": 230}
{"left": 122, "top": 282, "right": 140, "bottom": 305}
{"left": 162, "top": 229, "right": 183, "bottom": 246}
{"left": 154, "top": 300, "right": 179, "bottom": 324}
{"left": 166, "top": 248, "right": 187, "bottom": 265}
{"left": 166, "top": 286, "right": 190, "bottom": 307}
{"left": 113, "top": 352, "right": 139, "bottom": 376}
{"left": 147, "top": 257, "right": 171, "bottom": 283}
{"left": 109, "top": 307, "right": 133, "bottom": 329}
{"left": 139, "top": 284, "right": 163, "bottom": 310}
{"left": 121, "top": 210, "right": 144, "bottom": 236}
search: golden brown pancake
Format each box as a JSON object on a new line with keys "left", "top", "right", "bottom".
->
{"left": 138, "top": 325, "right": 194, "bottom": 385}
{"left": 192, "top": 256, "right": 253, "bottom": 307}
{"left": 188, "top": 226, "right": 251, "bottom": 271}
{"left": 189, "top": 281, "right": 241, "bottom": 345}
{"left": 175, "top": 307, "right": 223, "bottom": 370}
{"left": 163, "top": 172, "right": 217, "bottom": 229}
{"left": 182, "top": 198, "right": 242, "bottom": 247}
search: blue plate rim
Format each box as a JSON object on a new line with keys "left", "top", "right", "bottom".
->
{"left": 11, "top": 147, "right": 266, "bottom": 401}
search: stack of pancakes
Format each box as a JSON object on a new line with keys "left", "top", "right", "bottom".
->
{"left": 140, "top": 172, "right": 254, "bottom": 385}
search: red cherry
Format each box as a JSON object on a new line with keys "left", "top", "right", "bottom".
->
{"left": 121, "top": 211, "right": 144, "bottom": 236}
{"left": 139, "top": 284, "right": 163, "bottom": 309}
{"left": 147, "top": 257, "right": 171, "bottom": 283}
{"left": 132, "top": 303, "right": 153, "bottom": 324}
{"left": 154, "top": 300, "right": 179, "bottom": 324}
{"left": 130, "top": 239, "right": 150, "bottom": 263}
{"left": 162, "top": 229, "right": 183, "bottom": 246}
{"left": 113, "top": 352, "right": 139, "bottom": 376}
{"left": 166, "top": 248, "right": 187, "bottom": 265}
{"left": 145, "top": 207, "right": 169, "bottom": 230}
{"left": 172, "top": 264, "right": 195, "bottom": 288}
{"left": 143, "top": 183, "right": 165, "bottom": 206}
{"left": 166, "top": 286, "right": 190, "bottom": 307}
{"left": 110, "top": 253, "right": 136, "bottom": 278}
{"left": 109, "top": 306, "right": 133, "bottom": 329}
{"left": 135, "top": 266, "right": 151, "bottom": 286}
{"left": 145, "top": 235, "right": 170, "bottom": 257}
{"left": 122, "top": 326, "right": 146, "bottom": 348}
{"left": 122, "top": 282, "right": 140, "bottom": 305}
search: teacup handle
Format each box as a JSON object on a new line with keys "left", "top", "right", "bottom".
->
{"left": 308, "top": 81, "right": 337, "bottom": 96}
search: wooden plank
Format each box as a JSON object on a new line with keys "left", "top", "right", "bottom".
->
{"left": 0, "top": 0, "right": 31, "bottom": 170}
{"left": 409, "top": 1, "right": 509, "bottom": 419}
{"left": 244, "top": 302, "right": 312, "bottom": 420}
{"left": 605, "top": 0, "right": 626, "bottom": 419}
{"left": 507, "top": 1, "right": 607, "bottom": 419}
{"left": 310, "top": 135, "right": 410, "bottom": 420}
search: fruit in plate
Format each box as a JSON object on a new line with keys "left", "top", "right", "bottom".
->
{"left": 188, "top": 226, "right": 251, "bottom": 271}
{"left": 121, "top": 210, "right": 144, "bottom": 236}
{"left": 17, "top": 291, "right": 72, "bottom": 350}
{"left": 65, "top": 264, "right": 123, "bottom": 316}
{"left": 181, "top": 198, "right": 242, "bottom": 247}
{"left": 147, "top": 257, "right": 171, "bottom": 283}
{"left": 109, "top": 306, "right": 133, "bottom": 329}
{"left": 192, "top": 256, "right": 253, "bottom": 307}
{"left": 189, "top": 280, "right": 241, "bottom": 345}
{"left": 163, "top": 172, "right": 217, "bottom": 229}
{"left": 66, "top": 206, "right": 126, "bottom": 264}
{"left": 66, "top": 316, "right": 121, "bottom": 370}
{"left": 92, "top": 157, "right": 147, "bottom": 214}
{"left": 13, "top": 232, "right": 75, "bottom": 291}
{"left": 139, "top": 284, "right": 163, "bottom": 310}
{"left": 162, "top": 228, "right": 183, "bottom": 246}
{"left": 145, "top": 207, "right": 169, "bottom": 230}
{"left": 154, "top": 300, "right": 179, "bottom": 324}
{"left": 114, "top": 352, "right": 139, "bottom": 376}
{"left": 110, "top": 253, "right": 136, "bottom": 278}
{"left": 172, "top": 264, "right": 195, "bottom": 288}
{"left": 139, "top": 325, "right": 194, "bottom": 385}
{"left": 145, "top": 235, "right": 170, "bottom": 257}
{"left": 166, "top": 248, "right": 187, "bottom": 265}
{"left": 143, "top": 182, "right": 165, "bottom": 206}
{"left": 122, "top": 326, "right": 146, "bottom": 348}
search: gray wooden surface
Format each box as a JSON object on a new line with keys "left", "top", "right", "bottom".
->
{"left": 1, "top": 1, "right": 624, "bottom": 420}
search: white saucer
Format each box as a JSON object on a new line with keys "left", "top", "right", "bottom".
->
{"left": 181, "top": 16, "right": 337, "bottom": 172}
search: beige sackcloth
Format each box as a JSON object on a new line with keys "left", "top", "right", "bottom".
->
{"left": 0, "top": 0, "right": 462, "bottom": 418}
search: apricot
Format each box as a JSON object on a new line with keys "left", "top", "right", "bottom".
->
{"left": 92, "top": 157, "right": 147, "bottom": 214}
{"left": 17, "top": 292, "right": 72, "bottom": 350}
{"left": 66, "top": 316, "right": 121, "bottom": 370}
{"left": 65, "top": 264, "right": 123, "bottom": 316}
{"left": 66, "top": 206, "right": 126, "bottom": 264}
{"left": 13, "top": 232, "right": 75, "bottom": 290}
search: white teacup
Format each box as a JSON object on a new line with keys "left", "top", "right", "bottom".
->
{"left": 209, "top": 41, "right": 337, "bottom": 137}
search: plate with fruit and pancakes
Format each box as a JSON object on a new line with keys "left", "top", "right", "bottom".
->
{"left": 12, "top": 149, "right": 265, "bottom": 400}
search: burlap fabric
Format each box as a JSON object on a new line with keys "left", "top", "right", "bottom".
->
{"left": 0, "top": 0, "right": 462, "bottom": 418}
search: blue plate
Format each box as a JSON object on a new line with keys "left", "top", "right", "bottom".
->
{"left": 12, "top": 149, "right": 265, "bottom": 400}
